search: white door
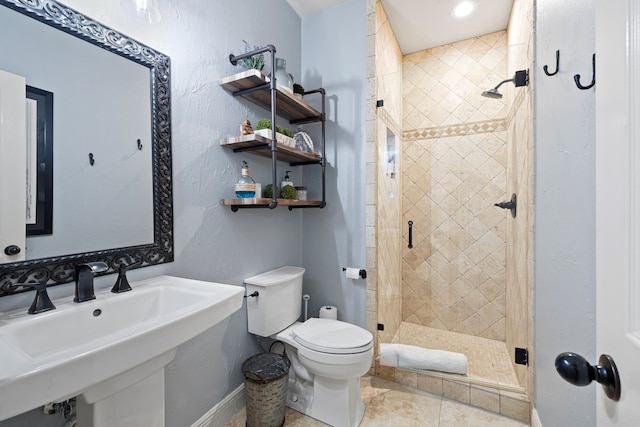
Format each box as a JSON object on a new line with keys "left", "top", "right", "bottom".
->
{"left": 595, "top": 0, "right": 640, "bottom": 425}
{"left": 0, "top": 69, "right": 26, "bottom": 263}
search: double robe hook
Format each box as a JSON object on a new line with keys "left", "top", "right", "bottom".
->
{"left": 543, "top": 50, "right": 595, "bottom": 90}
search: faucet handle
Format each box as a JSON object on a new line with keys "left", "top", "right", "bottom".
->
{"left": 111, "top": 264, "right": 132, "bottom": 293}
{"left": 21, "top": 283, "right": 56, "bottom": 314}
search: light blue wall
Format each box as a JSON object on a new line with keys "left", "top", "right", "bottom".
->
{"left": 299, "top": 0, "right": 368, "bottom": 328}
{"left": 534, "top": 0, "right": 596, "bottom": 425}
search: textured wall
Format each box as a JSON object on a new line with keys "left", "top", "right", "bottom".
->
{"left": 534, "top": 0, "right": 596, "bottom": 425}
{"left": 400, "top": 32, "right": 508, "bottom": 341}
{"left": 299, "top": 0, "right": 368, "bottom": 329}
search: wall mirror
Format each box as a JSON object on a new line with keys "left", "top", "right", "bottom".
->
{"left": 0, "top": 0, "right": 173, "bottom": 296}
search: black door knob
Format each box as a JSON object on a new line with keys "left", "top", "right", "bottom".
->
{"left": 555, "top": 352, "right": 621, "bottom": 401}
{"left": 4, "top": 245, "right": 21, "bottom": 256}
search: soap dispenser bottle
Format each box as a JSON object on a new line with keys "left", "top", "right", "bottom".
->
{"left": 235, "top": 161, "right": 256, "bottom": 198}
{"left": 281, "top": 170, "right": 293, "bottom": 189}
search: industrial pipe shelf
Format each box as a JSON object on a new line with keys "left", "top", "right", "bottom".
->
{"left": 220, "top": 45, "right": 327, "bottom": 212}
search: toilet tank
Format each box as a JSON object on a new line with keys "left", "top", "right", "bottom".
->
{"left": 244, "top": 266, "right": 305, "bottom": 337}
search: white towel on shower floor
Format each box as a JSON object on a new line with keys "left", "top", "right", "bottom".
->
{"left": 379, "top": 343, "right": 468, "bottom": 375}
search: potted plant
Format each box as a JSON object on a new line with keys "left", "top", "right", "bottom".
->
{"left": 254, "top": 118, "right": 295, "bottom": 148}
{"left": 236, "top": 40, "right": 265, "bottom": 71}
{"left": 293, "top": 83, "right": 305, "bottom": 99}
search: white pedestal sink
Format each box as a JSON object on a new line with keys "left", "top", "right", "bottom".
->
{"left": 0, "top": 275, "right": 244, "bottom": 425}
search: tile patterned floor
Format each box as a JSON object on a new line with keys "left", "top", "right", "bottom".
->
{"left": 225, "top": 376, "right": 529, "bottom": 427}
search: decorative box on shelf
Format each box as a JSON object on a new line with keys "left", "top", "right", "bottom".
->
{"left": 254, "top": 128, "right": 295, "bottom": 148}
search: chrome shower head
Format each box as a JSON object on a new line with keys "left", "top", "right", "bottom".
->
{"left": 481, "top": 88, "right": 504, "bottom": 99}
{"left": 481, "top": 78, "right": 513, "bottom": 99}
{"left": 481, "top": 69, "right": 529, "bottom": 99}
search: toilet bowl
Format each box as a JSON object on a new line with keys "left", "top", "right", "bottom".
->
{"left": 245, "top": 267, "right": 373, "bottom": 427}
{"left": 274, "top": 319, "right": 373, "bottom": 427}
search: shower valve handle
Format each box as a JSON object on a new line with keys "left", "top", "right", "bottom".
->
{"left": 494, "top": 193, "right": 517, "bottom": 218}
{"left": 494, "top": 201, "right": 515, "bottom": 210}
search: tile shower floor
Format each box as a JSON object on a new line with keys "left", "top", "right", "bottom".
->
{"left": 225, "top": 375, "right": 528, "bottom": 427}
{"left": 391, "top": 322, "right": 520, "bottom": 389}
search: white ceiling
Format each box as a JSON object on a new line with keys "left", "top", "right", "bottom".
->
{"left": 287, "top": 0, "right": 515, "bottom": 54}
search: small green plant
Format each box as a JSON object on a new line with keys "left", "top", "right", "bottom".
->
{"left": 255, "top": 118, "right": 272, "bottom": 130}
{"left": 237, "top": 40, "right": 265, "bottom": 71}
{"left": 255, "top": 118, "right": 293, "bottom": 137}
{"left": 293, "top": 83, "right": 305, "bottom": 96}
{"left": 263, "top": 184, "right": 281, "bottom": 198}
{"left": 279, "top": 127, "right": 293, "bottom": 137}
{"left": 280, "top": 185, "right": 297, "bottom": 200}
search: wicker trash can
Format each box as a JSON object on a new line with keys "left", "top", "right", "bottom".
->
{"left": 242, "top": 352, "right": 291, "bottom": 427}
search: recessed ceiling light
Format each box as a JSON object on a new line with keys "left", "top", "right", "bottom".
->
{"left": 451, "top": 1, "right": 477, "bottom": 19}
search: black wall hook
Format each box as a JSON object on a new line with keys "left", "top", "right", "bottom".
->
{"left": 574, "top": 53, "right": 596, "bottom": 90}
{"left": 89, "top": 153, "right": 95, "bottom": 166}
{"left": 543, "top": 50, "right": 560, "bottom": 76}
{"left": 137, "top": 139, "right": 143, "bottom": 150}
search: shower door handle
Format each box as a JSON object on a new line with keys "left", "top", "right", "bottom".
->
{"left": 408, "top": 221, "right": 413, "bottom": 249}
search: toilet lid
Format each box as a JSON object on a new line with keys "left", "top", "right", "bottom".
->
{"left": 293, "top": 318, "right": 373, "bottom": 354}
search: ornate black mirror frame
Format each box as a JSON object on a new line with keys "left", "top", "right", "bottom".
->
{"left": 0, "top": 0, "right": 173, "bottom": 296}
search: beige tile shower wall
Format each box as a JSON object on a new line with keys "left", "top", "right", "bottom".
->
{"left": 401, "top": 32, "right": 508, "bottom": 341}
{"left": 505, "top": 0, "right": 535, "bottom": 395}
{"left": 373, "top": 0, "right": 404, "bottom": 344}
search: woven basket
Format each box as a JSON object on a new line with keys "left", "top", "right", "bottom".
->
{"left": 242, "top": 351, "right": 291, "bottom": 427}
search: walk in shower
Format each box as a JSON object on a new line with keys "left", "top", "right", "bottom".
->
{"left": 368, "top": 0, "right": 533, "bottom": 422}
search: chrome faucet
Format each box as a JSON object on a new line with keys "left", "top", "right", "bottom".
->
{"left": 74, "top": 262, "right": 108, "bottom": 302}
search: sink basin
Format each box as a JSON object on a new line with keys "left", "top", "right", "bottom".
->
{"left": 0, "top": 275, "right": 244, "bottom": 422}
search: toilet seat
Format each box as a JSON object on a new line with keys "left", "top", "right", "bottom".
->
{"left": 293, "top": 318, "right": 373, "bottom": 354}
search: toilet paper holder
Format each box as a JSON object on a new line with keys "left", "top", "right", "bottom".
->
{"left": 342, "top": 267, "right": 367, "bottom": 279}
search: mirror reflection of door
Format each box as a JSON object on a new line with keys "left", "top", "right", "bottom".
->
{"left": 0, "top": 68, "right": 26, "bottom": 263}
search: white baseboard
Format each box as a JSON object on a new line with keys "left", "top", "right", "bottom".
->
{"left": 531, "top": 408, "right": 543, "bottom": 427}
{"left": 191, "top": 384, "right": 245, "bottom": 427}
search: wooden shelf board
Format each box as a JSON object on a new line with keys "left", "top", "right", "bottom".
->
{"left": 220, "top": 198, "right": 323, "bottom": 208}
{"left": 220, "top": 134, "right": 321, "bottom": 164}
{"left": 220, "top": 70, "right": 321, "bottom": 122}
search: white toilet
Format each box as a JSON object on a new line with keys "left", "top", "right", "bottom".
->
{"left": 245, "top": 266, "right": 373, "bottom": 427}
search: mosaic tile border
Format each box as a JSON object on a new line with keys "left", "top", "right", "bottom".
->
{"left": 403, "top": 118, "right": 508, "bottom": 141}
{"left": 507, "top": 87, "right": 526, "bottom": 126}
